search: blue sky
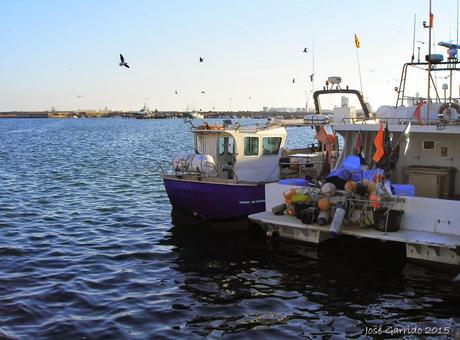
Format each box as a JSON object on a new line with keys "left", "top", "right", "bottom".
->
{"left": 0, "top": 0, "right": 458, "bottom": 111}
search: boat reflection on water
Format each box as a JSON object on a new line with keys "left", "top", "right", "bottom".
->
{"left": 160, "top": 215, "right": 459, "bottom": 337}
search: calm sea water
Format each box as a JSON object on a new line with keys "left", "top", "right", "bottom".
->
{"left": 0, "top": 118, "right": 459, "bottom": 338}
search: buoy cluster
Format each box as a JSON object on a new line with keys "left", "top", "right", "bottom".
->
{"left": 272, "top": 173, "right": 390, "bottom": 232}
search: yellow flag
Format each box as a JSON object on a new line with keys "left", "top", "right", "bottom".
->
{"left": 354, "top": 33, "right": 360, "bottom": 48}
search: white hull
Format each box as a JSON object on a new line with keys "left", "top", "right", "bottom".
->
{"left": 249, "top": 183, "right": 460, "bottom": 266}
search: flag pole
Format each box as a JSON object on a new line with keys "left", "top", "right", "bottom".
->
{"left": 356, "top": 49, "right": 364, "bottom": 95}
{"left": 426, "top": 0, "right": 432, "bottom": 124}
{"left": 354, "top": 34, "right": 364, "bottom": 96}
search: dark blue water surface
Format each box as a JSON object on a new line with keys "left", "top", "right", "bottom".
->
{"left": 0, "top": 118, "right": 459, "bottom": 338}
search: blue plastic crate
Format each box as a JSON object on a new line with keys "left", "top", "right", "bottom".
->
{"left": 363, "top": 168, "right": 384, "bottom": 181}
{"left": 391, "top": 184, "right": 415, "bottom": 196}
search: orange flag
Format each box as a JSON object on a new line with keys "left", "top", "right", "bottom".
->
{"left": 413, "top": 101, "right": 424, "bottom": 125}
{"left": 315, "top": 126, "right": 327, "bottom": 144}
{"left": 372, "top": 123, "right": 384, "bottom": 162}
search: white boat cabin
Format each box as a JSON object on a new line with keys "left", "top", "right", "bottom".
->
{"left": 334, "top": 122, "right": 459, "bottom": 200}
{"left": 191, "top": 123, "right": 287, "bottom": 182}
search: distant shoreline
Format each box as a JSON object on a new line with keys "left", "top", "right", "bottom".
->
{"left": 0, "top": 111, "right": 310, "bottom": 119}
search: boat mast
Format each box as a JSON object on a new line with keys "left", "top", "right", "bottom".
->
{"left": 412, "top": 14, "right": 416, "bottom": 63}
{"left": 451, "top": 0, "right": 459, "bottom": 102}
{"left": 426, "top": 0, "right": 432, "bottom": 124}
{"left": 312, "top": 35, "right": 315, "bottom": 95}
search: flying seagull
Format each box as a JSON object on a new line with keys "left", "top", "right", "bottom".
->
{"left": 199, "top": 57, "right": 204, "bottom": 62}
{"left": 201, "top": 91, "right": 206, "bottom": 94}
{"left": 303, "top": 47, "right": 308, "bottom": 53}
{"left": 292, "top": 78, "right": 295, "bottom": 83}
{"left": 119, "top": 54, "right": 129, "bottom": 68}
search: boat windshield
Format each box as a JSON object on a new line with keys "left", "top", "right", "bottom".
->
{"left": 316, "top": 92, "right": 368, "bottom": 117}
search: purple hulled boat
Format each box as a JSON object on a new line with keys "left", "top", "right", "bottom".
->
{"left": 163, "top": 176, "right": 265, "bottom": 220}
{"left": 161, "top": 120, "right": 323, "bottom": 221}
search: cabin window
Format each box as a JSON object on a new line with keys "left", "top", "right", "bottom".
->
{"left": 218, "top": 137, "right": 235, "bottom": 155}
{"left": 423, "top": 140, "right": 436, "bottom": 150}
{"left": 228, "top": 138, "right": 234, "bottom": 155}
{"left": 195, "top": 134, "right": 206, "bottom": 154}
{"left": 244, "top": 137, "right": 259, "bottom": 156}
{"left": 262, "top": 137, "right": 282, "bottom": 155}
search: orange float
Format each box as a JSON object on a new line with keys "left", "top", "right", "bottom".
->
{"left": 317, "top": 198, "right": 331, "bottom": 211}
{"left": 369, "top": 192, "right": 382, "bottom": 208}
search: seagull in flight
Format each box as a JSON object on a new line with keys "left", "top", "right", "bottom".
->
{"left": 201, "top": 91, "right": 206, "bottom": 94}
{"left": 119, "top": 54, "right": 129, "bottom": 68}
{"left": 199, "top": 57, "right": 204, "bottom": 62}
{"left": 303, "top": 47, "right": 308, "bottom": 53}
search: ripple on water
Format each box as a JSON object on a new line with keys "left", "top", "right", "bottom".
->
{"left": 0, "top": 119, "right": 459, "bottom": 338}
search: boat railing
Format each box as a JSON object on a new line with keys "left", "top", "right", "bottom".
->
{"left": 154, "top": 157, "right": 240, "bottom": 181}
{"left": 343, "top": 117, "right": 407, "bottom": 125}
{"left": 153, "top": 159, "right": 169, "bottom": 174}
{"left": 189, "top": 120, "right": 282, "bottom": 133}
{"left": 342, "top": 116, "right": 460, "bottom": 126}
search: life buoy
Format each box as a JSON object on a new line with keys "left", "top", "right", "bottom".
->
{"left": 438, "top": 102, "right": 460, "bottom": 122}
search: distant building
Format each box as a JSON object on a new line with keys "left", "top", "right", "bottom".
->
{"left": 265, "top": 107, "right": 306, "bottom": 113}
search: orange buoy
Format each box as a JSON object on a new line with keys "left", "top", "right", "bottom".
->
{"left": 317, "top": 198, "right": 331, "bottom": 211}
{"left": 369, "top": 192, "right": 381, "bottom": 208}
{"left": 283, "top": 189, "right": 297, "bottom": 201}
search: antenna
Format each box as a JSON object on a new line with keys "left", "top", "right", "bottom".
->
{"left": 412, "top": 14, "right": 416, "bottom": 62}
{"left": 312, "top": 35, "right": 315, "bottom": 93}
{"left": 426, "top": 0, "right": 432, "bottom": 124}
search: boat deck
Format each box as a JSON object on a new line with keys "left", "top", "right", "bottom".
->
{"left": 250, "top": 211, "right": 460, "bottom": 248}
{"left": 249, "top": 211, "right": 460, "bottom": 265}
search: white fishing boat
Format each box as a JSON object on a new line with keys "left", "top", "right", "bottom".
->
{"left": 158, "top": 119, "right": 326, "bottom": 221}
{"left": 187, "top": 111, "right": 204, "bottom": 119}
{"left": 249, "top": 26, "right": 460, "bottom": 272}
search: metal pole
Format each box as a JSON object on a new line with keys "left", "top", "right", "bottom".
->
{"left": 412, "top": 14, "right": 416, "bottom": 62}
{"left": 356, "top": 48, "right": 364, "bottom": 96}
{"left": 312, "top": 35, "right": 315, "bottom": 94}
{"left": 453, "top": 0, "right": 459, "bottom": 102}
{"left": 426, "top": 0, "right": 432, "bottom": 124}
